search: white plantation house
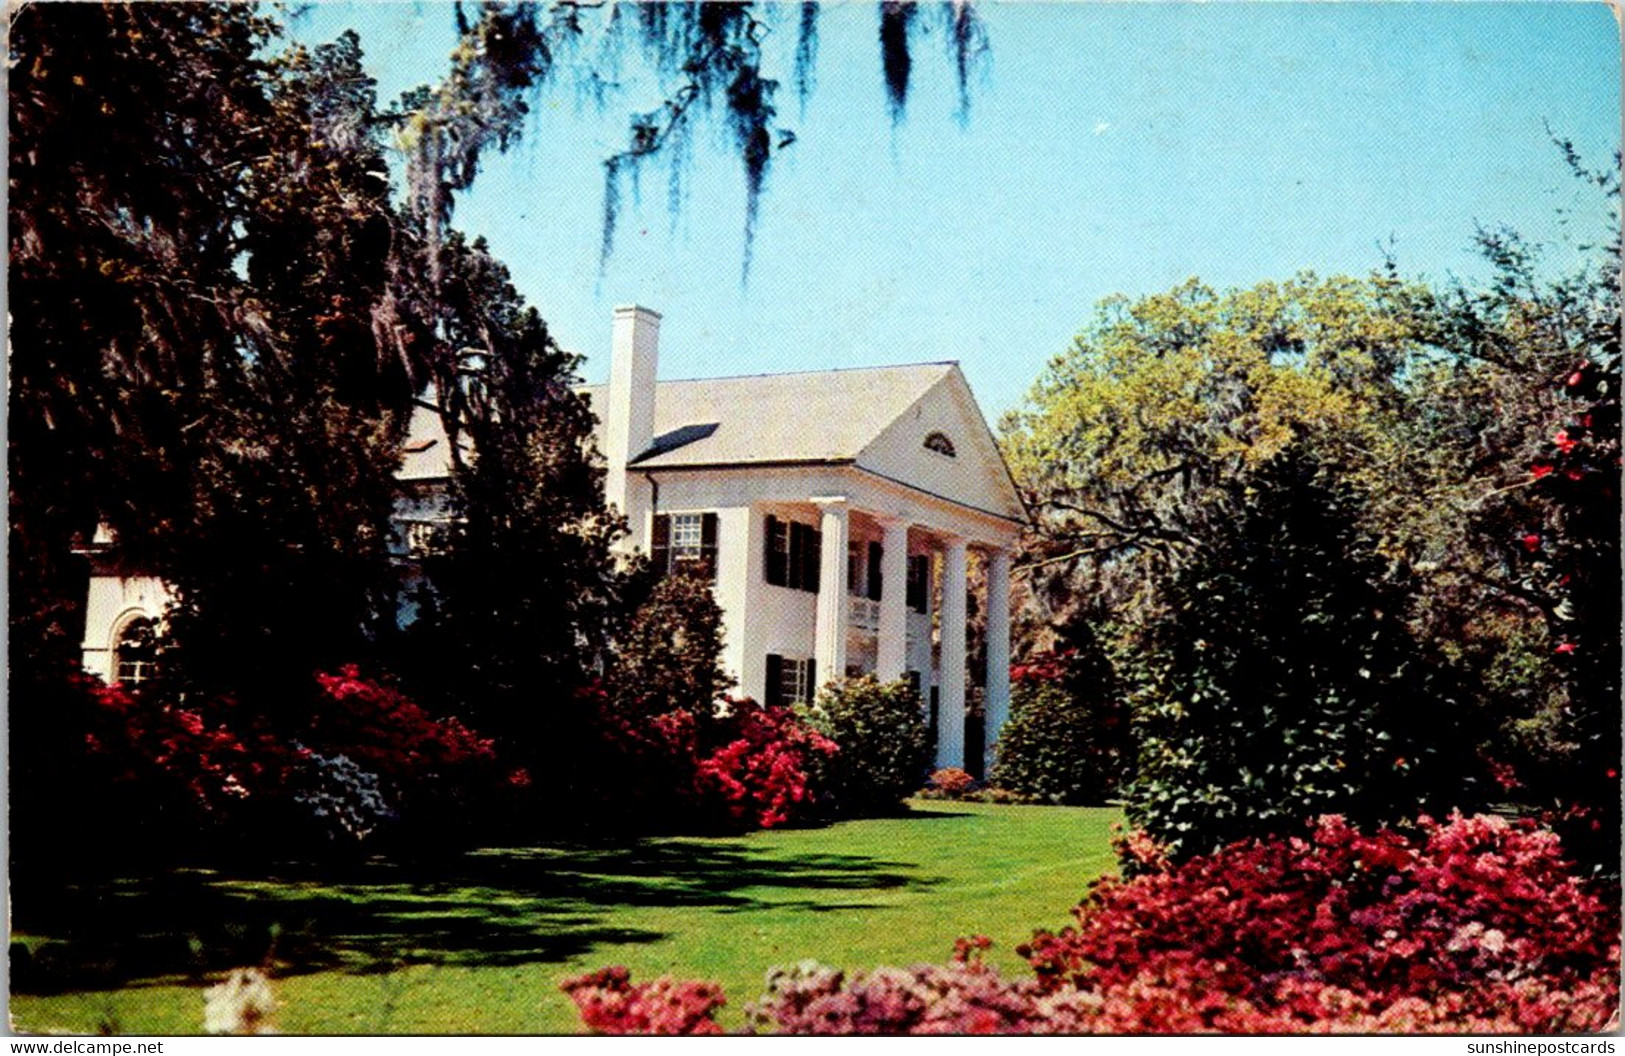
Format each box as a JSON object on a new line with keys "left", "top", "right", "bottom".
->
{"left": 81, "top": 305, "right": 1026, "bottom": 771}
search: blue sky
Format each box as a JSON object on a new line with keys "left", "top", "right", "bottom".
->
{"left": 289, "top": 2, "right": 1620, "bottom": 418}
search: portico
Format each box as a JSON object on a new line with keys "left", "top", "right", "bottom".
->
{"left": 797, "top": 495, "right": 1016, "bottom": 773}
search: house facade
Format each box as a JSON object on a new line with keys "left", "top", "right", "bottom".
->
{"left": 81, "top": 304, "right": 1026, "bottom": 772}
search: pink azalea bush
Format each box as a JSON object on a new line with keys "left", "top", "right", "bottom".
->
{"left": 560, "top": 966, "right": 727, "bottom": 1035}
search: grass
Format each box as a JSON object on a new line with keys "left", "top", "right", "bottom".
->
{"left": 9, "top": 800, "right": 1121, "bottom": 1034}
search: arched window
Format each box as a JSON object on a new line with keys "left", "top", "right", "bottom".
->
{"left": 115, "top": 616, "right": 158, "bottom": 685}
{"left": 924, "top": 431, "right": 956, "bottom": 457}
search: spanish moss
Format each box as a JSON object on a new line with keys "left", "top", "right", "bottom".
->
{"left": 946, "top": 0, "right": 988, "bottom": 125}
{"left": 793, "top": 2, "right": 820, "bottom": 115}
{"left": 879, "top": 1, "right": 918, "bottom": 125}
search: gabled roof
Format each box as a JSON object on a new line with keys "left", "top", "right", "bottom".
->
{"left": 577, "top": 362, "right": 958, "bottom": 469}
{"left": 394, "top": 362, "right": 1025, "bottom": 527}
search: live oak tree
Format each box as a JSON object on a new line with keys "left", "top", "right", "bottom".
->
{"left": 1000, "top": 273, "right": 1436, "bottom": 639}
{"left": 9, "top": 8, "right": 412, "bottom": 710}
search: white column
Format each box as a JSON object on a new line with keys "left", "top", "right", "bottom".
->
{"left": 937, "top": 535, "right": 968, "bottom": 769}
{"left": 813, "top": 497, "right": 850, "bottom": 689}
{"left": 983, "top": 548, "right": 1012, "bottom": 776}
{"left": 876, "top": 517, "right": 910, "bottom": 682}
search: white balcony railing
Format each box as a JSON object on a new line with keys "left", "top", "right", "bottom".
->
{"left": 848, "top": 595, "right": 880, "bottom": 634}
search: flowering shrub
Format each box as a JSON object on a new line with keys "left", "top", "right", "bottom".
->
{"left": 745, "top": 943, "right": 1041, "bottom": 1035}
{"left": 1505, "top": 352, "right": 1622, "bottom": 873}
{"left": 560, "top": 966, "right": 726, "bottom": 1035}
{"left": 1019, "top": 812, "right": 1620, "bottom": 1033}
{"left": 922, "top": 767, "right": 979, "bottom": 799}
{"left": 288, "top": 750, "right": 397, "bottom": 841}
{"left": 77, "top": 666, "right": 504, "bottom": 841}
{"left": 694, "top": 702, "right": 837, "bottom": 829}
{"left": 311, "top": 666, "right": 496, "bottom": 782}
{"left": 203, "top": 968, "right": 278, "bottom": 1035}
{"left": 563, "top": 814, "right": 1618, "bottom": 1035}
{"left": 81, "top": 675, "right": 294, "bottom": 819}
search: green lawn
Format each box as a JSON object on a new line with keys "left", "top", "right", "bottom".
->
{"left": 9, "top": 800, "right": 1120, "bottom": 1034}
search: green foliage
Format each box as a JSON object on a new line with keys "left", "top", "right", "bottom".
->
{"left": 610, "top": 569, "right": 736, "bottom": 723}
{"left": 801, "top": 676, "right": 932, "bottom": 817}
{"left": 1123, "top": 444, "right": 1486, "bottom": 861}
{"left": 1001, "top": 273, "right": 1432, "bottom": 635}
{"left": 393, "top": 234, "right": 624, "bottom": 762}
{"left": 991, "top": 682, "right": 1127, "bottom": 806}
{"left": 8, "top": 6, "right": 412, "bottom": 709}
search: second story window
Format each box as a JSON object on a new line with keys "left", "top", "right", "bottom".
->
{"left": 652, "top": 512, "right": 718, "bottom": 577}
{"left": 404, "top": 521, "right": 449, "bottom": 557}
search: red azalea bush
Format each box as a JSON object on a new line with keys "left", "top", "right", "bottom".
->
{"left": 1019, "top": 812, "right": 1620, "bottom": 1033}
{"left": 694, "top": 701, "right": 838, "bottom": 829}
{"left": 585, "top": 688, "right": 836, "bottom": 832}
{"left": 924, "top": 767, "right": 980, "bottom": 798}
{"left": 82, "top": 674, "right": 295, "bottom": 818}
{"left": 310, "top": 665, "right": 496, "bottom": 786}
{"left": 78, "top": 666, "right": 505, "bottom": 840}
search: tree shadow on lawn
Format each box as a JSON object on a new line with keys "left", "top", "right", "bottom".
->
{"left": 11, "top": 838, "right": 942, "bottom": 995}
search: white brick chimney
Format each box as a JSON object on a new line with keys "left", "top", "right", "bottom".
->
{"left": 605, "top": 304, "right": 660, "bottom": 552}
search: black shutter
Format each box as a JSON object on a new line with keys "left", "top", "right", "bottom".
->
{"left": 700, "top": 512, "right": 719, "bottom": 579}
{"left": 765, "top": 653, "right": 784, "bottom": 708}
{"left": 867, "top": 541, "right": 884, "bottom": 601}
{"left": 787, "top": 522, "right": 803, "bottom": 589}
{"left": 907, "top": 555, "right": 928, "bottom": 612}
{"left": 791, "top": 521, "right": 818, "bottom": 592}
{"left": 806, "top": 526, "right": 822, "bottom": 593}
{"left": 805, "top": 658, "right": 816, "bottom": 701}
{"left": 651, "top": 514, "right": 671, "bottom": 575}
{"left": 765, "top": 515, "right": 788, "bottom": 586}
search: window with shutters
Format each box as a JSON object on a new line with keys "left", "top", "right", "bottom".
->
{"left": 765, "top": 515, "right": 790, "bottom": 586}
{"left": 766, "top": 653, "right": 815, "bottom": 706}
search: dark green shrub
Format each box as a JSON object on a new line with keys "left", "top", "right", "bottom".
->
{"left": 990, "top": 681, "right": 1126, "bottom": 805}
{"left": 802, "top": 676, "right": 931, "bottom": 817}
{"left": 1123, "top": 443, "right": 1486, "bottom": 861}
{"left": 608, "top": 568, "right": 734, "bottom": 723}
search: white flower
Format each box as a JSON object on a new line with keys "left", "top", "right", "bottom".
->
{"left": 203, "top": 967, "right": 277, "bottom": 1035}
